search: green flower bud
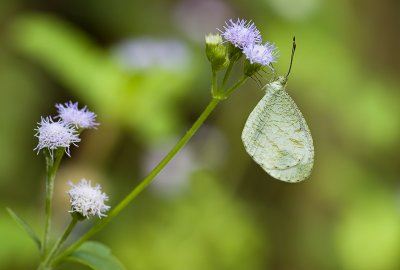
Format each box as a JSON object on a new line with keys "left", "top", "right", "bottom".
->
{"left": 226, "top": 42, "right": 243, "bottom": 62}
{"left": 205, "top": 33, "right": 228, "bottom": 71}
{"left": 243, "top": 59, "right": 262, "bottom": 77}
{"left": 70, "top": 211, "right": 86, "bottom": 221}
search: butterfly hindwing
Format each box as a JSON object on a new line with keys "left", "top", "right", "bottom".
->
{"left": 241, "top": 77, "right": 314, "bottom": 182}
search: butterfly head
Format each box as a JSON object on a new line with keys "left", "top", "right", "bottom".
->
{"left": 264, "top": 76, "right": 287, "bottom": 93}
{"left": 273, "top": 76, "right": 287, "bottom": 87}
{"left": 276, "top": 76, "right": 287, "bottom": 86}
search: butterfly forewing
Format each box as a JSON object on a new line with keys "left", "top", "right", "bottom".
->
{"left": 241, "top": 78, "right": 314, "bottom": 182}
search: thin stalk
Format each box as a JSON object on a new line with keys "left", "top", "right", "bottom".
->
{"left": 220, "top": 60, "right": 235, "bottom": 90}
{"left": 40, "top": 218, "right": 78, "bottom": 269}
{"left": 41, "top": 150, "right": 64, "bottom": 257}
{"left": 211, "top": 70, "right": 218, "bottom": 97}
{"left": 223, "top": 76, "right": 249, "bottom": 98}
{"left": 51, "top": 97, "right": 222, "bottom": 267}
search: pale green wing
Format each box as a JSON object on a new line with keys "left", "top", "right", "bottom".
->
{"left": 241, "top": 85, "right": 314, "bottom": 182}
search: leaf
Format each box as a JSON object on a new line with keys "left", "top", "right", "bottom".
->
{"left": 6, "top": 207, "right": 41, "bottom": 249}
{"left": 67, "top": 241, "right": 126, "bottom": 270}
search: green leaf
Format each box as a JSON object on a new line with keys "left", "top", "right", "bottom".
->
{"left": 6, "top": 207, "right": 41, "bottom": 249}
{"left": 67, "top": 241, "right": 126, "bottom": 270}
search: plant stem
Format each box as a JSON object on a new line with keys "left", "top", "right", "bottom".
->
{"left": 51, "top": 97, "right": 222, "bottom": 267}
{"left": 41, "top": 150, "right": 64, "bottom": 257}
{"left": 211, "top": 70, "right": 218, "bottom": 97}
{"left": 40, "top": 217, "right": 78, "bottom": 269}
{"left": 223, "top": 76, "right": 248, "bottom": 97}
{"left": 221, "top": 60, "right": 235, "bottom": 90}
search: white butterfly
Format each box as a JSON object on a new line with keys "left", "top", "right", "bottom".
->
{"left": 241, "top": 39, "right": 314, "bottom": 182}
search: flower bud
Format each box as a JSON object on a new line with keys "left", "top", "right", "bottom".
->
{"left": 226, "top": 42, "right": 243, "bottom": 62}
{"left": 243, "top": 59, "right": 262, "bottom": 77}
{"left": 205, "top": 33, "right": 228, "bottom": 71}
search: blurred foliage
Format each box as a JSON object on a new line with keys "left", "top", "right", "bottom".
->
{"left": 0, "top": 207, "right": 39, "bottom": 268}
{"left": 10, "top": 13, "right": 198, "bottom": 144}
{"left": 105, "top": 173, "right": 265, "bottom": 270}
{"left": 1, "top": 0, "right": 400, "bottom": 269}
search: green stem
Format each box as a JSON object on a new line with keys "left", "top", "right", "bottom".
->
{"left": 40, "top": 217, "right": 78, "bottom": 269}
{"left": 41, "top": 150, "right": 64, "bottom": 257}
{"left": 36, "top": 263, "right": 51, "bottom": 270}
{"left": 51, "top": 97, "right": 222, "bottom": 267}
{"left": 220, "top": 60, "right": 235, "bottom": 91}
{"left": 211, "top": 70, "right": 218, "bottom": 97}
{"left": 223, "top": 76, "right": 249, "bottom": 98}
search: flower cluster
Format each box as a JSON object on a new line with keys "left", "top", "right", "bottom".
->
{"left": 219, "top": 19, "right": 261, "bottom": 49}
{"left": 34, "top": 117, "right": 80, "bottom": 157}
{"left": 34, "top": 101, "right": 98, "bottom": 158}
{"left": 56, "top": 101, "right": 99, "bottom": 129}
{"left": 243, "top": 42, "right": 276, "bottom": 66}
{"left": 67, "top": 179, "right": 110, "bottom": 219}
{"left": 218, "top": 18, "right": 277, "bottom": 68}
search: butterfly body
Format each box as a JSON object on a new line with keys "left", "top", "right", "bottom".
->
{"left": 241, "top": 76, "right": 314, "bottom": 182}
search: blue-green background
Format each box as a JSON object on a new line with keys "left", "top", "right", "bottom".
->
{"left": 1, "top": 0, "right": 399, "bottom": 269}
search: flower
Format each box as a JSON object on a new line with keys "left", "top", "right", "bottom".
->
{"left": 55, "top": 101, "right": 99, "bottom": 129}
{"left": 205, "top": 33, "right": 223, "bottom": 46}
{"left": 243, "top": 42, "right": 277, "bottom": 66}
{"left": 34, "top": 117, "right": 80, "bottom": 157}
{"left": 219, "top": 18, "right": 261, "bottom": 49}
{"left": 67, "top": 179, "right": 110, "bottom": 219}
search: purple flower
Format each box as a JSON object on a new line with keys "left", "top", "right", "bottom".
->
{"left": 67, "top": 179, "right": 110, "bottom": 219}
{"left": 56, "top": 101, "right": 99, "bottom": 129}
{"left": 34, "top": 117, "right": 80, "bottom": 157}
{"left": 219, "top": 19, "right": 261, "bottom": 49}
{"left": 243, "top": 42, "right": 277, "bottom": 66}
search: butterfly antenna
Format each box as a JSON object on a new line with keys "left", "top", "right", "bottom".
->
{"left": 285, "top": 36, "right": 296, "bottom": 79}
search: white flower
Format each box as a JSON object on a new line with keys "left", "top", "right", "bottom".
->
{"left": 56, "top": 101, "right": 99, "bottom": 129}
{"left": 34, "top": 117, "right": 80, "bottom": 157}
{"left": 219, "top": 18, "right": 261, "bottom": 49}
{"left": 243, "top": 42, "right": 277, "bottom": 66}
{"left": 67, "top": 179, "right": 110, "bottom": 219}
{"left": 205, "top": 33, "right": 223, "bottom": 45}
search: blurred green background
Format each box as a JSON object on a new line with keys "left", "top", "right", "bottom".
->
{"left": 1, "top": 0, "right": 399, "bottom": 269}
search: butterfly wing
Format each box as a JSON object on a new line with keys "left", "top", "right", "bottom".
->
{"left": 241, "top": 85, "right": 314, "bottom": 182}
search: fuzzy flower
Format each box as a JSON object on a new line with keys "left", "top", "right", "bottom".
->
{"left": 219, "top": 18, "right": 262, "bottom": 49}
{"left": 243, "top": 42, "right": 277, "bottom": 66}
{"left": 34, "top": 117, "right": 80, "bottom": 157}
{"left": 67, "top": 179, "right": 110, "bottom": 219}
{"left": 56, "top": 101, "right": 99, "bottom": 129}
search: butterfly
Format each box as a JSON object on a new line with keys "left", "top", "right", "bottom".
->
{"left": 241, "top": 38, "right": 314, "bottom": 182}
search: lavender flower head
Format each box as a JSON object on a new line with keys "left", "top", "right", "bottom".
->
{"left": 56, "top": 101, "right": 99, "bottom": 129}
{"left": 34, "top": 117, "right": 80, "bottom": 157}
{"left": 67, "top": 179, "right": 110, "bottom": 219}
{"left": 219, "top": 18, "right": 262, "bottom": 49}
{"left": 243, "top": 42, "right": 277, "bottom": 66}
